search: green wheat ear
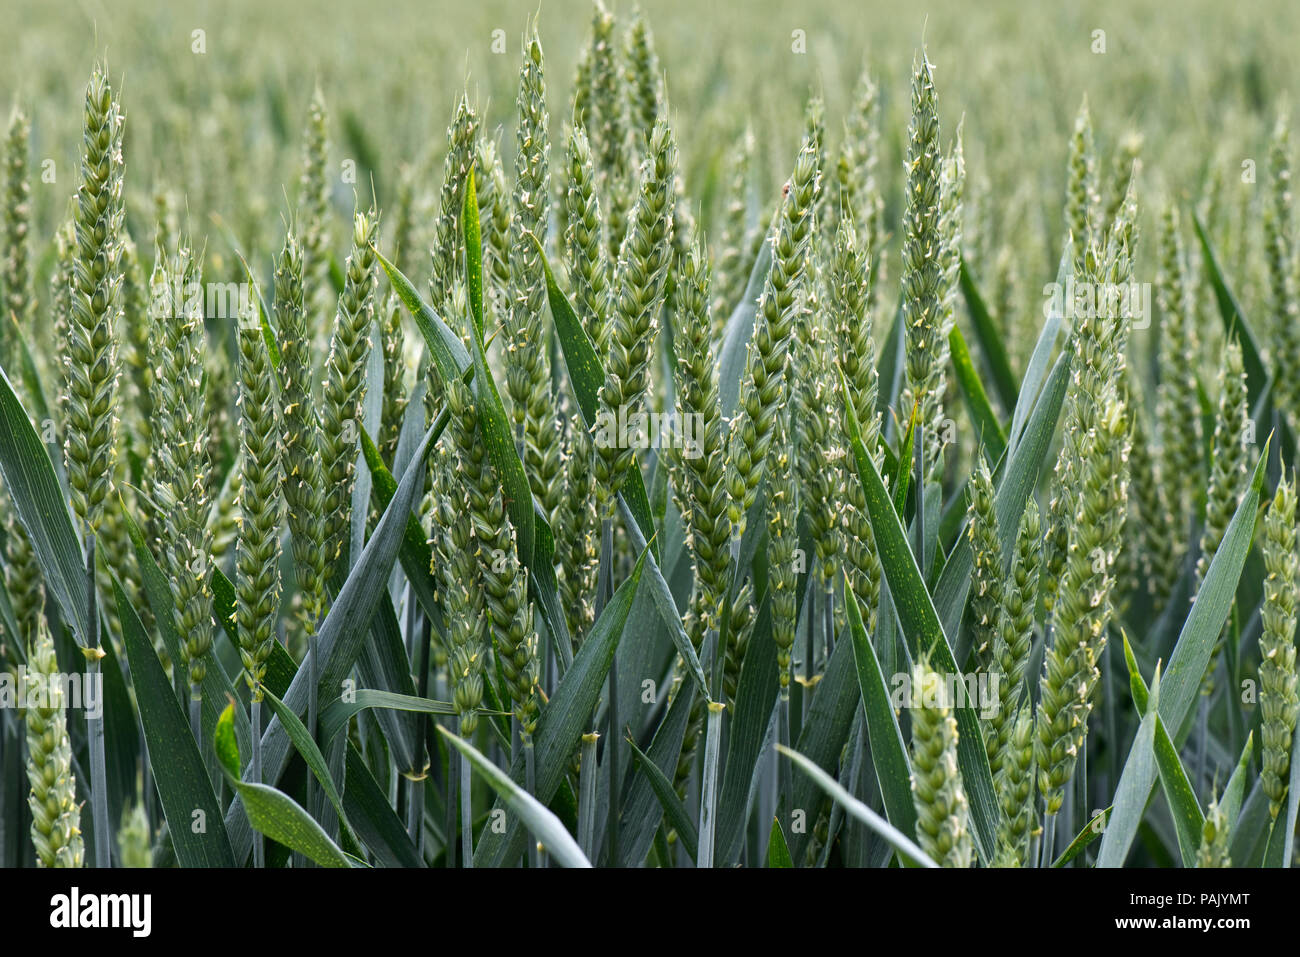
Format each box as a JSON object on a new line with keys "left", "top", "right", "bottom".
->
{"left": 504, "top": 23, "right": 563, "bottom": 529}
{"left": 909, "top": 658, "right": 974, "bottom": 868}
{"left": 446, "top": 374, "right": 540, "bottom": 738}
{"left": 564, "top": 123, "right": 611, "bottom": 355}
{"left": 1065, "top": 94, "right": 1100, "bottom": 267}
{"left": 593, "top": 116, "right": 676, "bottom": 514}
{"left": 25, "top": 618, "right": 84, "bottom": 868}
{"left": 965, "top": 453, "right": 1001, "bottom": 672}
{"left": 1260, "top": 473, "right": 1299, "bottom": 818}
{"left": 1, "top": 106, "right": 44, "bottom": 661}
{"left": 670, "top": 237, "right": 731, "bottom": 637}
{"left": 235, "top": 297, "right": 283, "bottom": 700}
{"left": 1036, "top": 387, "right": 1130, "bottom": 815}
{"left": 149, "top": 242, "right": 213, "bottom": 690}
{"left": 831, "top": 212, "right": 883, "bottom": 633}
{"left": 1196, "top": 794, "right": 1231, "bottom": 867}
{"left": 275, "top": 229, "right": 327, "bottom": 640}
{"left": 1154, "top": 204, "right": 1201, "bottom": 569}
{"left": 898, "top": 49, "right": 949, "bottom": 482}
{"left": 437, "top": 482, "right": 487, "bottom": 735}
{"left": 298, "top": 83, "right": 332, "bottom": 322}
{"left": 320, "top": 205, "right": 381, "bottom": 575}
{"left": 725, "top": 133, "right": 818, "bottom": 538}
{"left": 65, "top": 66, "right": 125, "bottom": 536}
{"left": 985, "top": 496, "right": 1040, "bottom": 782}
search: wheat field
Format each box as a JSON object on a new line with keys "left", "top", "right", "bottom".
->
{"left": 0, "top": 0, "right": 1297, "bottom": 873}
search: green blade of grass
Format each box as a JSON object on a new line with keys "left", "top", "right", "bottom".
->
{"left": 948, "top": 322, "right": 1007, "bottom": 461}
{"left": 320, "top": 689, "right": 458, "bottom": 745}
{"left": 215, "top": 704, "right": 354, "bottom": 868}
{"left": 715, "top": 595, "right": 777, "bottom": 864}
{"left": 1051, "top": 808, "right": 1112, "bottom": 867}
{"left": 626, "top": 736, "right": 698, "bottom": 863}
{"left": 767, "top": 816, "right": 793, "bottom": 868}
{"left": 462, "top": 168, "right": 484, "bottom": 341}
{"left": 777, "top": 745, "right": 938, "bottom": 868}
{"left": 1097, "top": 441, "right": 1268, "bottom": 866}
{"left": 846, "top": 587, "right": 918, "bottom": 850}
{"left": 440, "top": 726, "right": 591, "bottom": 868}
{"left": 114, "top": 579, "right": 235, "bottom": 866}
{"left": 261, "top": 687, "right": 361, "bottom": 852}
{"left": 958, "top": 257, "right": 1018, "bottom": 412}
{"left": 474, "top": 548, "right": 645, "bottom": 866}
{"left": 1192, "top": 210, "right": 1268, "bottom": 404}
{"left": 0, "top": 366, "right": 88, "bottom": 641}
{"left": 1122, "top": 634, "right": 1203, "bottom": 867}
{"left": 1008, "top": 240, "right": 1069, "bottom": 452}
{"left": 840, "top": 367, "right": 999, "bottom": 862}
{"left": 1222, "top": 731, "right": 1254, "bottom": 833}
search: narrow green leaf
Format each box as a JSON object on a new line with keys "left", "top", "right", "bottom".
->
{"left": 1097, "top": 665, "right": 1162, "bottom": 868}
{"left": 846, "top": 588, "right": 917, "bottom": 846}
{"left": 1192, "top": 211, "right": 1268, "bottom": 404}
{"left": 1008, "top": 240, "right": 1069, "bottom": 451}
{"left": 463, "top": 167, "right": 484, "bottom": 341}
{"left": 1098, "top": 442, "right": 1268, "bottom": 866}
{"left": 441, "top": 727, "right": 591, "bottom": 868}
{"left": 116, "top": 580, "right": 235, "bottom": 866}
{"left": 1051, "top": 808, "right": 1111, "bottom": 867}
{"left": 717, "top": 234, "right": 773, "bottom": 418}
{"left": 1123, "top": 634, "right": 1203, "bottom": 867}
{"left": 1222, "top": 731, "right": 1253, "bottom": 833}
{"left": 262, "top": 687, "right": 360, "bottom": 850}
{"left": 474, "top": 548, "right": 645, "bottom": 865}
{"left": 716, "top": 596, "right": 777, "bottom": 863}
{"left": 214, "top": 703, "right": 241, "bottom": 780}
{"left": 767, "top": 817, "right": 793, "bottom": 868}
{"left": 777, "top": 745, "right": 938, "bottom": 868}
{"left": 892, "top": 399, "right": 918, "bottom": 518}
{"left": 233, "top": 780, "right": 354, "bottom": 868}
{"left": 958, "top": 257, "right": 1018, "bottom": 412}
{"left": 373, "top": 247, "right": 469, "bottom": 389}
{"left": 0, "top": 366, "right": 88, "bottom": 640}
{"left": 948, "top": 322, "right": 1007, "bottom": 461}
{"left": 840, "top": 367, "right": 999, "bottom": 862}
{"left": 627, "top": 737, "right": 697, "bottom": 863}
{"left": 320, "top": 688, "right": 457, "bottom": 745}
